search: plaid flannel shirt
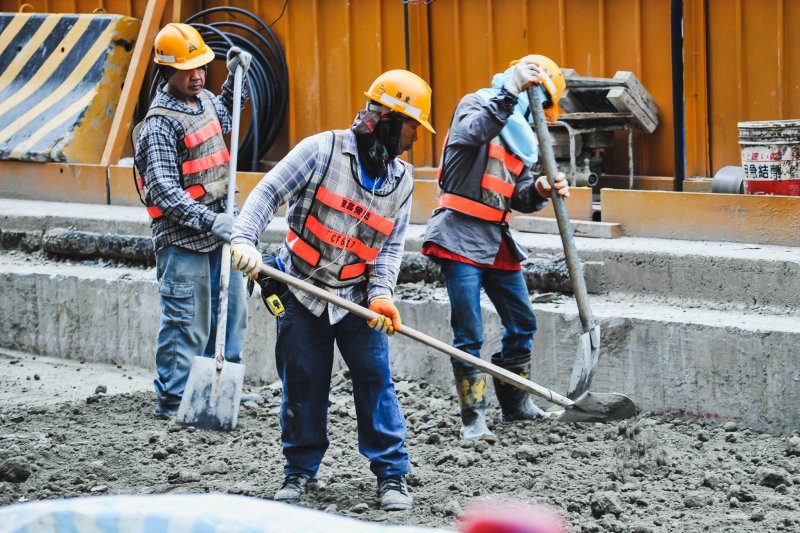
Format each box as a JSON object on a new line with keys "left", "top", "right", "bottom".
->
{"left": 231, "top": 129, "right": 412, "bottom": 324}
{"left": 134, "top": 75, "right": 248, "bottom": 253}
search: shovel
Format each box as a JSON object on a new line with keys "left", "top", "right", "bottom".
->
{"left": 176, "top": 65, "right": 246, "bottom": 431}
{"left": 527, "top": 85, "right": 601, "bottom": 400}
{"left": 254, "top": 263, "right": 636, "bottom": 423}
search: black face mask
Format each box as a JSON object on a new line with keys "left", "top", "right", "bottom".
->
{"left": 351, "top": 110, "right": 405, "bottom": 178}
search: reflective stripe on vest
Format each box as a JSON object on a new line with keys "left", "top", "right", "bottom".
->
{"left": 488, "top": 143, "right": 524, "bottom": 176}
{"left": 340, "top": 262, "right": 367, "bottom": 280}
{"left": 315, "top": 185, "right": 395, "bottom": 236}
{"left": 437, "top": 193, "right": 511, "bottom": 224}
{"left": 305, "top": 215, "right": 380, "bottom": 262}
{"left": 146, "top": 184, "right": 206, "bottom": 219}
{"left": 184, "top": 120, "right": 223, "bottom": 148}
{"left": 182, "top": 149, "right": 230, "bottom": 175}
{"left": 286, "top": 229, "right": 321, "bottom": 266}
{"left": 480, "top": 173, "right": 515, "bottom": 198}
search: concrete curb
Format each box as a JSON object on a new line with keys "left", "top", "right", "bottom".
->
{"left": 1, "top": 259, "right": 797, "bottom": 434}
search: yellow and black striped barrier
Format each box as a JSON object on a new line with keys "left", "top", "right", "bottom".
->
{"left": 0, "top": 13, "right": 140, "bottom": 163}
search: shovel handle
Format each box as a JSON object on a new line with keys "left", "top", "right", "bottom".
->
{"left": 527, "top": 86, "right": 595, "bottom": 334}
{"left": 255, "top": 263, "right": 576, "bottom": 409}
{"left": 213, "top": 65, "right": 245, "bottom": 366}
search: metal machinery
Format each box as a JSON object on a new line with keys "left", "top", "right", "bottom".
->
{"left": 537, "top": 69, "right": 660, "bottom": 190}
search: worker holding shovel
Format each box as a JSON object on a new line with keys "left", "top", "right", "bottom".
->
{"left": 133, "top": 23, "right": 252, "bottom": 420}
{"left": 422, "top": 55, "right": 570, "bottom": 443}
{"left": 229, "top": 70, "right": 434, "bottom": 511}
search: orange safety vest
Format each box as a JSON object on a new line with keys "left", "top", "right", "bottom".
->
{"left": 285, "top": 131, "right": 414, "bottom": 288}
{"left": 132, "top": 91, "right": 230, "bottom": 219}
{"left": 436, "top": 135, "right": 524, "bottom": 225}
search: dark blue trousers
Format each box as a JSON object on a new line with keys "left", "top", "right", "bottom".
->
{"left": 275, "top": 291, "right": 410, "bottom": 479}
{"left": 440, "top": 259, "right": 537, "bottom": 371}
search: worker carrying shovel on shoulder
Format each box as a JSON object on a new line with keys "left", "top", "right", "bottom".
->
{"left": 422, "top": 55, "right": 570, "bottom": 443}
{"left": 229, "top": 70, "right": 435, "bottom": 512}
{"left": 133, "top": 23, "right": 255, "bottom": 420}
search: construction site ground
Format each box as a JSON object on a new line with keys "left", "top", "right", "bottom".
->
{"left": 1, "top": 199, "right": 799, "bottom": 532}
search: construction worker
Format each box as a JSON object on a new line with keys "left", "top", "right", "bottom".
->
{"left": 229, "top": 70, "right": 434, "bottom": 512}
{"left": 133, "top": 23, "right": 252, "bottom": 419}
{"left": 422, "top": 55, "right": 570, "bottom": 442}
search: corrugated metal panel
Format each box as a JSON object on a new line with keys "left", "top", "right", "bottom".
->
{"left": 3, "top": 0, "right": 799, "bottom": 178}
{"left": 704, "top": 0, "right": 800, "bottom": 176}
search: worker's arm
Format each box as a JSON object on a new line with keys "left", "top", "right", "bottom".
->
{"left": 366, "top": 187, "right": 412, "bottom": 303}
{"left": 137, "top": 116, "right": 216, "bottom": 231}
{"left": 212, "top": 47, "right": 252, "bottom": 134}
{"left": 231, "top": 135, "right": 323, "bottom": 247}
{"left": 447, "top": 92, "right": 518, "bottom": 147}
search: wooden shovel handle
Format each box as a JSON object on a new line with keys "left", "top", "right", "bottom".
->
{"left": 255, "top": 263, "right": 575, "bottom": 409}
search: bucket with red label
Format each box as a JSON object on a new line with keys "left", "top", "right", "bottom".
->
{"left": 738, "top": 120, "right": 800, "bottom": 196}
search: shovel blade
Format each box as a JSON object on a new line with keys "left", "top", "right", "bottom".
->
{"left": 556, "top": 391, "right": 637, "bottom": 423}
{"left": 567, "top": 325, "right": 600, "bottom": 400}
{"left": 176, "top": 356, "right": 245, "bottom": 431}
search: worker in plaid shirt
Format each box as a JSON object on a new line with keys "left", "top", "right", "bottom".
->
{"left": 230, "top": 70, "right": 434, "bottom": 512}
{"left": 133, "top": 23, "right": 250, "bottom": 419}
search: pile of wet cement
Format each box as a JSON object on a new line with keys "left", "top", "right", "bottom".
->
{"left": 1, "top": 372, "right": 799, "bottom": 532}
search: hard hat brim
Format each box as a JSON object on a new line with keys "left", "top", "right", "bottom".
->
{"left": 155, "top": 49, "right": 215, "bottom": 70}
{"left": 419, "top": 119, "right": 435, "bottom": 134}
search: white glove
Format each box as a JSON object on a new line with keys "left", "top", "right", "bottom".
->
{"left": 231, "top": 242, "right": 262, "bottom": 276}
{"left": 210, "top": 213, "right": 233, "bottom": 242}
{"left": 226, "top": 46, "right": 252, "bottom": 75}
{"left": 535, "top": 172, "right": 570, "bottom": 199}
{"left": 505, "top": 57, "right": 542, "bottom": 96}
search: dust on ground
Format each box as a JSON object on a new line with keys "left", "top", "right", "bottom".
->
{"left": 1, "top": 369, "right": 799, "bottom": 533}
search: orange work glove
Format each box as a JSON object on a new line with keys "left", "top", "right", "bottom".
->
{"left": 367, "top": 298, "right": 402, "bottom": 336}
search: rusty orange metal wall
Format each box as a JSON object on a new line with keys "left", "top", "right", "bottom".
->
{"left": 685, "top": 0, "right": 800, "bottom": 178}
{"left": 4, "top": 0, "right": 799, "bottom": 179}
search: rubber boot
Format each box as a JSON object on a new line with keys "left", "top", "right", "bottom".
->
{"left": 491, "top": 354, "right": 550, "bottom": 422}
{"left": 453, "top": 366, "right": 497, "bottom": 443}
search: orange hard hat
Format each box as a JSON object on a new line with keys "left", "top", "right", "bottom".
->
{"left": 510, "top": 54, "right": 566, "bottom": 121}
{"left": 364, "top": 70, "right": 435, "bottom": 134}
{"left": 153, "top": 23, "right": 215, "bottom": 70}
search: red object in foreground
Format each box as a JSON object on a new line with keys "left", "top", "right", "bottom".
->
{"left": 459, "top": 503, "right": 568, "bottom": 533}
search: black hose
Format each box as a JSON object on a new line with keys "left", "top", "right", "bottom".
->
{"left": 141, "top": 7, "right": 288, "bottom": 172}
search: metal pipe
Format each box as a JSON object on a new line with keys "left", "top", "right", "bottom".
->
{"left": 671, "top": 0, "right": 686, "bottom": 191}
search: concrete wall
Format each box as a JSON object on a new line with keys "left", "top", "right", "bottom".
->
{"left": 1, "top": 260, "right": 797, "bottom": 434}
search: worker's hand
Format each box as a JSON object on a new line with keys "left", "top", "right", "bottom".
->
{"left": 505, "top": 57, "right": 543, "bottom": 96}
{"left": 231, "top": 242, "right": 263, "bottom": 276}
{"left": 367, "top": 298, "right": 401, "bottom": 336}
{"left": 211, "top": 213, "right": 234, "bottom": 242}
{"left": 535, "top": 172, "right": 570, "bottom": 199}
{"left": 226, "top": 46, "right": 252, "bottom": 75}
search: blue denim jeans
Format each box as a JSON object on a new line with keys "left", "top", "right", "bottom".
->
{"left": 440, "top": 259, "right": 537, "bottom": 371}
{"left": 275, "top": 291, "right": 409, "bottom": 479}
{"left": 153, "top": 245, "right": 247, "bottom": 409}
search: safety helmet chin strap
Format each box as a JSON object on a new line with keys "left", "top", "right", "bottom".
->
{"left": 352, "top": 101, "right": 406, "bottom": 178}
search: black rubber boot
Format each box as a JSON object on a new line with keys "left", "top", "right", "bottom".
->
{"left": 491, "top": 353, "right": 550, "bottom": 422}
{"left": 453, "top": 366, "right": 497, "bottom": 442}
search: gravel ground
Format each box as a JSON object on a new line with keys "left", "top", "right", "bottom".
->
{"left": 1, "top": 371, "right": 799, "bottom": 532}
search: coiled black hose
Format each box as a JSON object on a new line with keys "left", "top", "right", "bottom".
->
{"left": 143, "top": 7, "right": 288, "bottom": 171}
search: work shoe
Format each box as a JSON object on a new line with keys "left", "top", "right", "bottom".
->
{"left": 274, "top": 473, "right": 316, "bottom": 503}
{"left": 491, "top": 355, "right": 551, "bottom": 422}
{"left": 377, "top": 475, "right": 412, "bottom": 511}
{"left": 153, "top": 402, "right": 178, "bottom": 420}
{"left": 453, "top": 367, "right": 497, "bottom": 443}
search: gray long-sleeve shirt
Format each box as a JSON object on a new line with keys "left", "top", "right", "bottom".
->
{"left": 422, "top": 89, "right": 547, "bottom": 264}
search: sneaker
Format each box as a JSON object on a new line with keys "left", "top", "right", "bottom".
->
{"left": 377, "top": 475, "right": 412, "bottom": 511}
{"left": 153, "top": 403, "right": 178, "bottom": 420}
{"left": 274, "top": 473, "right": 315, "bottom": 503}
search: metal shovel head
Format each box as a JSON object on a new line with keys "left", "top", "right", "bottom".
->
{"left": 176, "top": 356, "right": 245, "bottom": 431}
{"left": 556, "top": 391, "right": 637, "bottom": 423}
{"left": 567, "top": 325, "right": 601, "bottom": 400}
